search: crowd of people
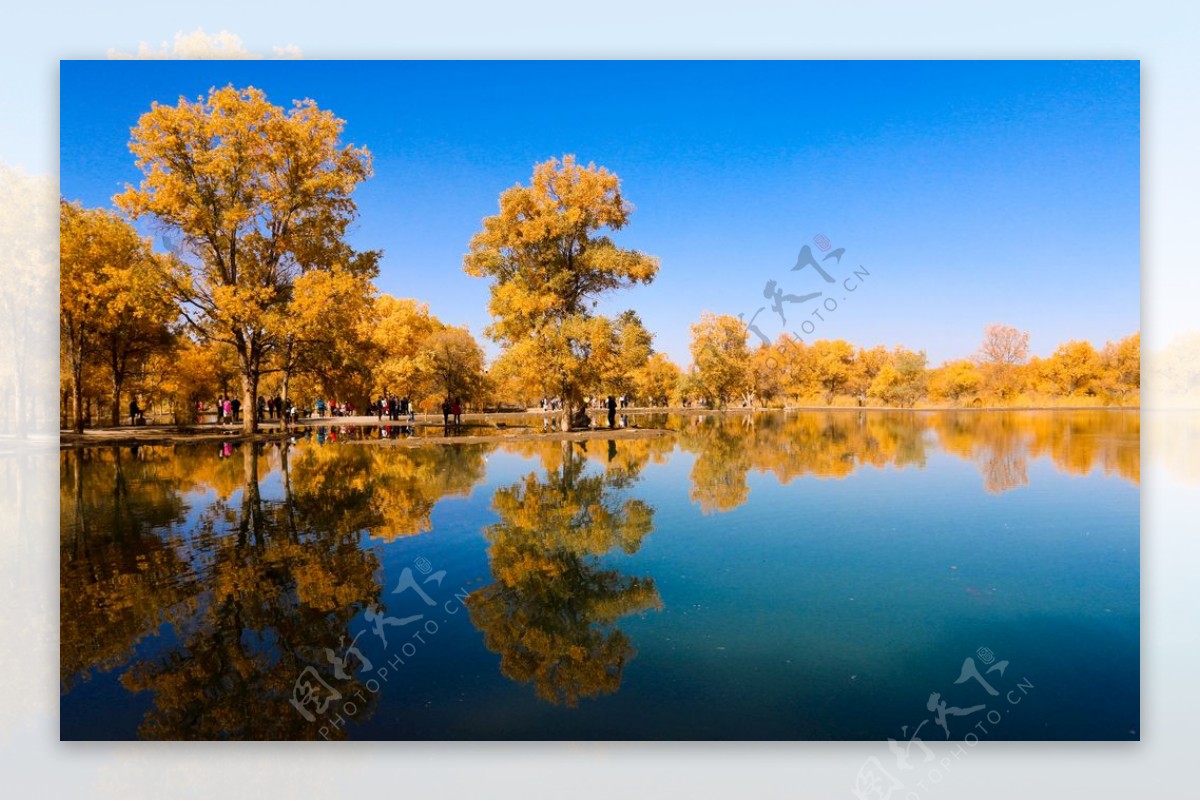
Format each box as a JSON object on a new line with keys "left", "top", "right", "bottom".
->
{"left": 203, "top": 395, "right": 303, "bottom": 425}
{"left": 539, "top": 395, "right": 630, "bottom": 412}
{"left": 198, "top": 391, "right": 478, "bottom": 430}
{"left": 373, "top": 395, "right": 416, "bottom": 422}
{"left": 319, "top": 399, "right": 357, "bottom": 417}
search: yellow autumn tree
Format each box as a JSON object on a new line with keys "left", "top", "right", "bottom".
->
{"left": 367, "top": 295, "right": 440, "bottom": 401}
{"left": 1037, "top": 339, "right": 1104, "bottom": 397}
{"left": 633, "top": 352, "right": 682, "bottom": 408}
{"left": 774, "top": 334, "right": 815, "bottom": 402}
{"left": 603, "top": 310, "right": 654, "bottom": 401}
{"left": 741, "top": 342, "right": 781, "bottom": 408}
{"left": 60, "top": 200, "right": 176, "bottom": 431}
{"left": 425, "top": 325, "right": 490, "bottom": 408}
{"left": 153, "top": 339, "right": 240, "bottom": 424}
{"left": 94, "top": 252, "right": 178, "bottom": 427}
{"left": 808, "top": 339, "right": 857, "bottom": 404}
{"left": 928, "top": 359, "right": 983, "bottom": 404}
{"left": 688, "top": 312, "right": 750, "bottom": 408}
{"left": 116, "top": 85, "right": 373, "bottom": 434}
{"left": 869, "top": 347, "right": 928, "bottom": 407}
{"left": 849, "top": 345, "right": 890, "bottom": 406}
{"left": 274, "top": 253, "right": 379, "bottom": 408}
{"left": 464, "top": 155, "right": 659, "bottom": 430}
{"left": 1100, "top": 332, "right": 1140, "bottom": 402}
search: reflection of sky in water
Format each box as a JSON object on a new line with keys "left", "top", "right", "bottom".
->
{"left": 59, "top": 411, "right": 1139, "bottom": 740}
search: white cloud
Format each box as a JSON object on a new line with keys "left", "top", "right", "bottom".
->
{"left": 107, "top": 28, "right": 302, "bottom": 60}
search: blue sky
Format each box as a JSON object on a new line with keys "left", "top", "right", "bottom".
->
{"left": 59, "top": 60, "right": 1139, "bottom": 365}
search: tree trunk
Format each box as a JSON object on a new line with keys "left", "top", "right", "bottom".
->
{"left": 242, "top": 369, "right": 259, "bottom": 435}
{"left": 71, "top": 348, "right": 85, "bottom": 434}
{"left": 569, "top": 402, "right": 590, "bottom": 431}
{"left": 111, "top": 372, "right": 123, "bottom": 427}
{"left": 559, "top": 384, "right": 589, "bottom": 432}
{"left": 279, "top": 366, "right": 292, "bottom": 431}
{"left": 278, "top": 338, "right": 295, "bottom": 429}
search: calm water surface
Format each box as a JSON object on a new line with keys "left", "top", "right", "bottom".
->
{"left": 60, "top": 410, "right": 1139, "bottom": 740}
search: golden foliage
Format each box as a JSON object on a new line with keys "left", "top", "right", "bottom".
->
{"left": 60, "top": 200, "right": 177, "bottom": 429}
{"left": 464, "top": 155, "right": 659, "bottom": 427}
{"left": 687, "top": 312, "right": 751, "bottom": 407}
{"left": 680, "top": 320, "right": 1138, "bottom": 409}
{"left": 115, "top": 85, "right": 373, "bottom": 433}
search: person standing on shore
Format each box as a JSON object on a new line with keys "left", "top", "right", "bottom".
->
{"left": 452, "top": 397, "right": 462, "bottom": 427}
{"left": 129, "top": 397, "right": 139, "bottom": 426}
{"left": 607, "top": 395, "right": 617, "bottom": 428}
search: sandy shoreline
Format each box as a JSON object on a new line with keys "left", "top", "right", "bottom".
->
{"left": 58, "top": 410, "right": 677, "bottom": 448}
{"left": 57, "top": 404, "right": 1138, "bottom": 448}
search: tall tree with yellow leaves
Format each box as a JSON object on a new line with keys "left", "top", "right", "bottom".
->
{"left": 604, "top": 310, "right": 654, "bottom": 401}
{"left": 809, "top": 339, "right": 857, "bottom": 404}
{"left": 688, "top": 312, "right": 751, "bottom": 408}
{"left": 425, "top": 326, "right": 490, "bottom": 407}
{"left": 928, "top": 359, "right": 984, "bottom": 404}
{"left": 367, "top": 295, "right": 440, "bottom": 399}
{"left": 633, "top": 352, "right": 682, "bottom": 408}
{"left": 116, "top": 86, "right": 373, "bottom": 434}
{"left": 1101, "top": 332, "right": 1140, "bottom": 401}
{"left": 60, "top": 201, "right": 176, "bottom": 431}
{"left": 464, "top": 156, "right": 659, "bottom": 430}
{"left": 1037, "top": 339, "right": 1103, "bottom": 397}
{"left": 275, "top": 251, "right": 379, "bottom": 409}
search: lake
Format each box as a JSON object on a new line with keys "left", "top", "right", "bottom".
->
{"left": 59, "top": 410, "right": 1139, "bottom": 740}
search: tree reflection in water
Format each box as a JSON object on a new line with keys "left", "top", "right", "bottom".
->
{"left": 59, "top": 410, "right": 1139, "bottom": 737}
{"left": 676, "top": 409, "right": 1139, "bottom": 512}
{"left": 60, "top": 438, "right": 490, "bottom": 739}
{"left": 468, "top": 440, "right": 662, "bottom": 707}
